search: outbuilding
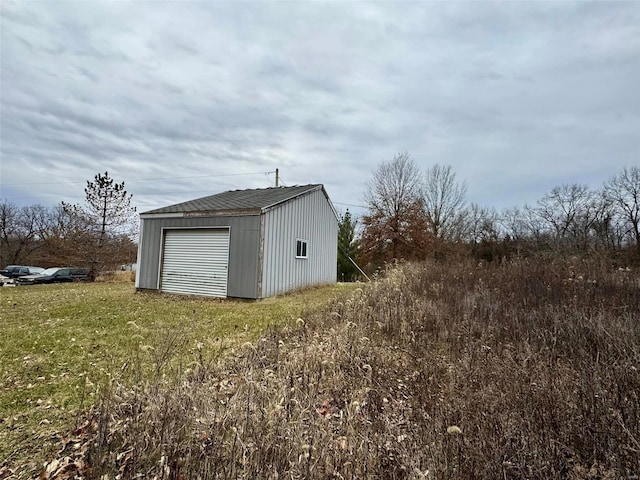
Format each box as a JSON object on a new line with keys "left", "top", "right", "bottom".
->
{"left": 135, "top": 184, "right": 338, "bottom": 299}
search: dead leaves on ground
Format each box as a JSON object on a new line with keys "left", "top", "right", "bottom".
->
{"left": 38, "top": 417, "right": 95, "bottom": 480}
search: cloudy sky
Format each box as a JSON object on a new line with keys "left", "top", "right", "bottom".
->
{"left": 1, "top": 1, "right": 638, "bottom": 217}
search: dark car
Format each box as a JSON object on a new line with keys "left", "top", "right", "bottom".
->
{"left": 0, "top": 265, "right": 45, "bottom": 285}
{"left": 16, "top": 267, "right": 89, "bottom": 285}
{"left": 0, "top": 265, "right": 45, "bottom": 278}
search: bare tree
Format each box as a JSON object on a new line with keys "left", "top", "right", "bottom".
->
{"left": 43, "top": 204, "right": 96, "bottom": 266}
{"left": 0, "top": 201, "right": 18, "bottom": 266}
{"left": 535, "top": 184, "right": 598, "bottom": 250}
{"left": 604, "top": 166, "right": 640, "bottom": 254}
{"left": 570, "top": 191, "right": 614, "bottom": 251}
{"left": 362, "top": 152, "right": 425, "bottom": 263}
{"left": 0, "top": 201, "right": 51, "bottom": 266}
{"left": 465, "top": 203, "right": 499, "bottom": 244}
{"left": 499, "top": 205, "right": 550, "bottom": 255}
{"left": 421, "top": 164, "right": 467, "bottom": 241}
{"left": 501, "top": 206, "right": 527, "bottom": 242}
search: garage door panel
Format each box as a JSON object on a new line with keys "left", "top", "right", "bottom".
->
{"left": 160, "top": 229, "right": 229, "bottom": 297}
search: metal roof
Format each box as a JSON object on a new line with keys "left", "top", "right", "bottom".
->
{"left": 142, "top": 184, "right": 325, "bottom": 215}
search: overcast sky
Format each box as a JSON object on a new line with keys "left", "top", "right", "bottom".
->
{"left": 1, "top": 1, "right": 638, "bottom": 217}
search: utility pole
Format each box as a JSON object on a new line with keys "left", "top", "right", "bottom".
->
{"left": 275, "top": 168, "right": 279, "bottom": 187}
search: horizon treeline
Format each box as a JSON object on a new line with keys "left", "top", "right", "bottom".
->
{"left": 2, "top": 162, "right": 638, "bottom": 276}
{"left": 1, "top": 172, "right": 137, "bottom": 274}
{"left": 338, "top": 155, "right": 639, "bottom": 278}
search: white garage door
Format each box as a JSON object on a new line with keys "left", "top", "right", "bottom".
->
{"left": 160, "top": 228, "right": 230, "bottom": 297}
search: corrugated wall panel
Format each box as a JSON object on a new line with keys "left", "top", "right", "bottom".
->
{"left": 261, "top": 189, "right": 338, "bottom": 297}
{"left": 161, "top": 229, "right": 229, "bottom": 297}
{"left": 136, "top": 215, "right": 260, "bottom": 298}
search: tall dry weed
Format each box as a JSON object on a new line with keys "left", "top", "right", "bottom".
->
{"left": 48, "top": 258, "right": 640, "bottom": 479}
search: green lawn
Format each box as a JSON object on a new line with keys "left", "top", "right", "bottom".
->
{"left": 0, "top": 281, "right": 356, "bottom": 475}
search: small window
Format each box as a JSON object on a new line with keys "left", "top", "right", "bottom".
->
{"left": 296, "top": 239, "right": 308, "bottom": 259}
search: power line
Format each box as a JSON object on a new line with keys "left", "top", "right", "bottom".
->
{"left": 333, "top": 201, "right": 367, "bottom": 209}
{"left": 2, "top": 192, "right": 370, "bottom": 208}
{"left": 131, "top": 170, "right": 276, "bottom": 183}
{"left": 2, "top": 171, "right": 369, "bottom": 212}
{"left": 1, "top": 189, "right": 234, "bottom": 201}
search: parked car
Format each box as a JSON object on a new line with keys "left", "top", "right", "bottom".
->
{"left": 0, "top": 265, "right": 45, "bottom": 278}
{"left": 16, "top": 267, "right": 89, "bottom": 285}
{"left": 0, "top": 266, "right": 45, "bottom": 285}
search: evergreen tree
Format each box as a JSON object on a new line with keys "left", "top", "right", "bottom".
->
{"left": 337, "top": 210, "right": 360, "bottom": 282}
{"left": 62, "top": 171, "right": 137, "bottom": 278}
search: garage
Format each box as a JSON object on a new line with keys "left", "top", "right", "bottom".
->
{"left": 137, "top": 185, "right": 337, "bottom": 299}
{"left": 160, "top": 228, "right": 230, "bottom": 297}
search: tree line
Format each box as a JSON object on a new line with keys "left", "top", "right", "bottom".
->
{"left": 338, "top": 153, "right": 639, "bottom": 279}
{"left": 1, "top": 172, "right": 137, "bottom": 279}
{"left": 3, "top": 163, "right": 636, "bottom": 283}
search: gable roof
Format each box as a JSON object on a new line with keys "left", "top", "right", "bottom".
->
{"left": 142, "top": 184, "right": 328, "bottom": 216}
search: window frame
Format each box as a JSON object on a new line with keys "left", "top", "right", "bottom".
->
{"left": 56, "top": 268, "right": 71, "bottom": 277}
{"left": 296, "top": 239, "right": 308, "bottom": 259}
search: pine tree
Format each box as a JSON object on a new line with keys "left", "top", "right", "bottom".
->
{"left": 337, "top": 210, "right": 360, "bottom": 282}
{"left": 62, "top": 171, "right": 137, "bottom": 278}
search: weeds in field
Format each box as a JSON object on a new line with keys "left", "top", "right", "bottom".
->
{"left": 45, "top": 258, "right": 640, "bottom": 479}
{"left": 1, "top": 282, "right": 351, "bottom": 477}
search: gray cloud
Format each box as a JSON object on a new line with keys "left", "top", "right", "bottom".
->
{"left": 1, "top": 0, "right": 638, "bottom": 214}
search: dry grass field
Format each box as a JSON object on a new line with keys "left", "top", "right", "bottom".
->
{"left": 4, "top": 258, "right": 640, "bottom": 479}
{"left": 0, "top": 281, "right": 356, "bottom": 477}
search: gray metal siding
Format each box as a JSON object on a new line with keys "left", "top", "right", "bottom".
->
{"left": 160, "top": 229, "right": 229, "bottom": 297}
{"left": 136, "top": 215, "right": 261, "bottom": 298}
{"left": 261, "top": 189, "right": 338, "bottom": 297}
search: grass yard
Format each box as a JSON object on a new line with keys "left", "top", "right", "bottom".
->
{"left": 0, "top": 281, "right": 357, "bottom": 475}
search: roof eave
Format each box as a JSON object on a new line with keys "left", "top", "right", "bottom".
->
{"left": 260, "top": 184, "right": 339, "bottom": 221}
{"left": 139, "top": 212, "right": 185, "bottom": 219}
{"left": 183, "top": 208, "right": 262, "bottom": 218}
{"left": 323, "top": 186, "right": 340, "bottom": 222}
{"left": 260, "top": 185, "right": 322, "bottom": 213}
{"left": 140, "top": 209, "right": 261, "bottom": 219}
